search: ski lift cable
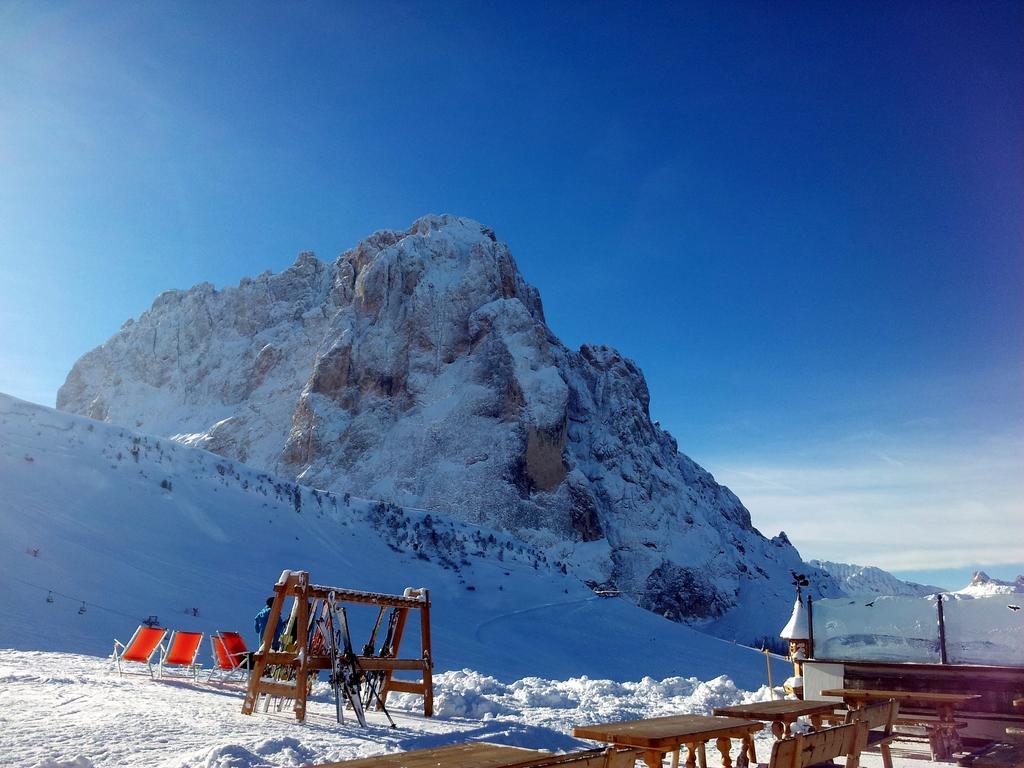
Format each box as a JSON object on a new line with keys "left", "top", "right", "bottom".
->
{"left": 7, "top": 573, "right": 147, "bottom": 622}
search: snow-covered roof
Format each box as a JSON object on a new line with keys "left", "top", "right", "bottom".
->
{"left": 780, "top": 597, "right": 809, "bottom": 639}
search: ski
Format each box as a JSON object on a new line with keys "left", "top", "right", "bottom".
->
{"left": 328, "top": 592, "right": 367, "bottom": 727}
{"left": 363, "top": 606, "right": 399, "bottom": 709}
{"left": 323, "top": 597, "right": 345, "bottom": 724}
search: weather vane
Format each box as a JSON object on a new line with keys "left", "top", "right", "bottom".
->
{"left": 791, "top": 570, "right": 809, "bottom": 601}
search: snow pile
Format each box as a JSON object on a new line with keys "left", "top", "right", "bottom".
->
{"left": 407, "top": 670, "right": 774, "bottom": 727}
{"left": 0, "top": 650, "right": 781, "bottom": 768}
{"left": 56, "top": 214, "right": 843, "bottom": 641}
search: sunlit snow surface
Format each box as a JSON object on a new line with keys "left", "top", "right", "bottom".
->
{"left": 0, "top": 651, "right": 778, "bottom": 767}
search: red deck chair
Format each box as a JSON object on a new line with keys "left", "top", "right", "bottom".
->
{"left": 158, "top": 630, "right": 204, "bottom": 681}
{"left": 208, "top": 631, "right": 250, "bottom": 682}
{"left": 112, "top": 625, "right": 167, "bottom": 678}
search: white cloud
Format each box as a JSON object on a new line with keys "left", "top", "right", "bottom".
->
{"left": 706, "top": 429, "right": 1024, "bottom": 573}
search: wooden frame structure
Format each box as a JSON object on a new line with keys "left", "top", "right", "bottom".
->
{"left": 241, "top": 570, "right": 433, "bottom": 721}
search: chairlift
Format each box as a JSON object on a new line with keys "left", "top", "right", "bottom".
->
{"left": 78, "top": 602, "right": 87, "bottom": 615}
{"left": 46, "top": 590, "right": 54, "bottom": 604}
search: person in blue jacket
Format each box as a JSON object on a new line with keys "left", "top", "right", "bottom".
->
{"left": 254, "top": 597, "right": 285, "bottom": 649}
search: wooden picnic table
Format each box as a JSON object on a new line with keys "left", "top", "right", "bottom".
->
{"left": 303, "top": 742, "right": 552, "bottom": 768}
{"left": 821, "top": 688, "right": 981, "bottom": 761}
{"left": 713, "top": 699, "right": 841, "bottom": 739}
{"left": 573, "top": 714, "right": 763, "bottom": 768}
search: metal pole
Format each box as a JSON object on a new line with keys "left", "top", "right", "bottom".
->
{"left": 765, "top": 648, "right": 775, "bottom": 700}
{"left": 937, "top": 594, "right": 948, "bottom": 664}
{"left": 807, "top": 595, "right": 815, "bottom": 658}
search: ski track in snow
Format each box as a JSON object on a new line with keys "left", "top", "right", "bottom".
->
{"left": 471, "top": 596, "right": 601, "bottom": 644}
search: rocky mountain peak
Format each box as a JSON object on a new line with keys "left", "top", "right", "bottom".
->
{"left": 57, "top": 215, "right": 841, "bottom": 640}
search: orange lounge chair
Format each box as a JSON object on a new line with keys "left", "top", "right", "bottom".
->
{"left": 208, "top": 631, "right": 251, "bottom": 682}
{"left": 112, "top": 625, "right": 168, "bottom": 678}
{"left": 159, "top": 630, "right": 204, "bottom": 681}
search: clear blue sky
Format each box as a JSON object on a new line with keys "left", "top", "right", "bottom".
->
{"left": 1, "top": 1, "right": 1021, "bottom": 588}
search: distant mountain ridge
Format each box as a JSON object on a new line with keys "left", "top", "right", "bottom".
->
{"left": 955, "top": 570, "right": 1024, "bottom": 597}
{"left": 57, "top": 214, "right": 843, "bottom": 640}
{"left": 809, "top": 559, "right": 942, "bottom": 597}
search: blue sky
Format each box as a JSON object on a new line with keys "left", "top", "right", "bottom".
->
{"left": 1, "top": 1, "right": 1021, "bottom": 588}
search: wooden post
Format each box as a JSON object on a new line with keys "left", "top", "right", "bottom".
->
{"left": 242, "top": 571, "right": 296, "bottom": 715}
{"left": 764, "top": 648, "right": 774, "bottom": 700}
{"left": 807, "top": 595, "right": 815, "bottom": 658}
{"left": 293, "top": 572, "right": 310, "bottom": 720}
{"left": 419, "top": 589, "right": 433, "bottom": 717}
{"left": 936, "top": 594, "right": 948, "bottom": 665}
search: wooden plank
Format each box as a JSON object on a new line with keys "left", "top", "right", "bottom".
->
{"left": 250, "top": 680, "right": 300, "bottom": 699}
{"left": 714, "top": 700, "right": 839, "bottom": 721}
{"left": 258, "top": 654, "right": 426, "bottom": 671}
{"left": 304, "top": 741, "right": 550, "bottom": 768}
{"left": 573, "top": 714, "right": 762, "bottom": 750}
{"left": 357, "top": 657, "right": 428, "bottom": 672}
{"left": 308, "top": 584, "right": 426, "bottom": 608}
{"left": 823, "top": 688, "right": 981, "bottom": 705}
{"left": 385, "top": 679, "right": 426, "bottom": 695}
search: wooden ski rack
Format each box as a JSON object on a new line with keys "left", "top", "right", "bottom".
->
{"left": 241, "top": 570, "right": 434, "bottom": 721}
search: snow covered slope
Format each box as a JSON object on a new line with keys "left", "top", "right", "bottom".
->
{"left": 56, "top": 214, "right": 841, "bottom": 640}
{"left": 808, "top": 560, "right": 941, "bottom": 597}
{"left": 0, "top": 393, "right": 788, "bottom": 689}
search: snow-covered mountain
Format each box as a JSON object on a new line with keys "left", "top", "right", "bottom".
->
{"left": 955, "top": 570, "right": 1024, "bottom": 597}
{"left": 0, "top": 392, "right": 788, "bottom": 689}
{"left": 56, "top": 214, "right": 842, "bottom": 639}
{"left": 809, "top": 560, "right": 941, "bottom": 597}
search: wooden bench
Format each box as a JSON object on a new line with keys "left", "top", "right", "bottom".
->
{"left": 303, "top": 742, "right": 642, "bottom": 768}
{"left": 845, "top": 700, "right": 898, "bottom": 768}
{"left": 763, "top": 723, "right": 866, "bottom": 768}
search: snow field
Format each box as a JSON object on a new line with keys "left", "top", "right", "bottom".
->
{"left": 0, "top": 650, "right": 779, "bottom": 768}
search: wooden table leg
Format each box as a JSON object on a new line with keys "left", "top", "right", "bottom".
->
{"left": 744, "top": 733, "right": 757, "bottom": 766}
{"left": 810, "top": 715, "right": 822, "bottom": 732}
{"left": 771, "top": 720, "right": 785, "bottom": 740}
{"left": 736, "top": 738, "right": 750, "bottom": 768}
{"left": 698, "top": 742, "right": 708, "bottom": 768}
{"left": 682, "top": 743, "right": 695, "bottom": 768}
{"left": 716, "top": 738, "right": 734, "bottom": 768}
{"left": 643, "top": 750, "right": 664, "bottom": 768}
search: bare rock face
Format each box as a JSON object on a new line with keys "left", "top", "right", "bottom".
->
{"left": 57, "top": 214, "right": 839, "bottom": 639}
